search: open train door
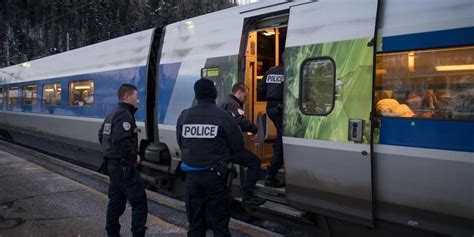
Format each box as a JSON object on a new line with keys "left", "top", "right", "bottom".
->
{"left": 282, "top": 0, "right": 379, "bottom": 226}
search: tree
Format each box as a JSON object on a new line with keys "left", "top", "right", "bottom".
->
{"left": 0, "top": 0, "right": 238, "bottom": 68}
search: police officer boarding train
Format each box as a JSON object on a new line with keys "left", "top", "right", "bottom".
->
{"left": 257, "top": 58, "right": 285, "bottom": 188}
{"left": 220, "top": 82, "right": 266, "bottom": 206}
{"left": 177, "top": 78, "right": 245, "bottom": 237}
{"left": 98, "top": 84, "right": 148, "bottom": 237}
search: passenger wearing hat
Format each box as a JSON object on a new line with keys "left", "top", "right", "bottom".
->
{"left": 176, "top": 78, "right": 244, "bottom": 237}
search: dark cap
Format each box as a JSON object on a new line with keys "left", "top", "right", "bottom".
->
{"left": 194, "top": 78, "right": 217, "bottom": 100}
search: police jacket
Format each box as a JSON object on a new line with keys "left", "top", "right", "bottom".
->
{"left": 98, "top": 102, "right": 138, "bottom": 163}
{"left": 176, "top": 99, "right": 245, "bottom": 168}
{"left": 220, "top": 94, "right": 258, "bottom": 134}
{"left": 257, "top": 63, "right": 285, "bottom": 103}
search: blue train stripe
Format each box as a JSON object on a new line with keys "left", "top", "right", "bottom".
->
{"left": 379, "top": 117, "right": 474, "bottom": 152}
{"left": 158, "top": 63, "right": 181, "bottom": 124}
{"left": 0, "top": 66, "right": 147, "bottom": 122}
{"left": 382, "top": 26, "right": 474, "bottom": 52}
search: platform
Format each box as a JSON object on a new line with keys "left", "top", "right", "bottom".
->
{"left": 0, "top": 141, "right": 282, "bottom": 237}
{"left": 0, "top": 149, "right": 186, "bottom": 236}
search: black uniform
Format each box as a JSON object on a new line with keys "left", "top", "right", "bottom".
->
{"left": 98, "top": 102, "right": 147, "bottom": 237}
{"left": 220, "top": 94, "right": 258, "bottom": 134}
{"left": 257, "top": 63, "right": 285, "bottom": 184}
{"left": 177, "top": 78, "right": 244, "bottom": 237}
{"left": 257, "top": 63, "right": 284, "bottom": 103}
{"left": 220, "top": 94, "right": 263, "bottom": 204}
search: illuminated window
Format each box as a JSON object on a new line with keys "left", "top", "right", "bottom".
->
{"left": 300, "top": 58, "right": 336, "bottom": 115}
{"left": 201, "top": 67, "right": 220, "bottom": 78}
{"left": 68, "top": 80, "right": 94, "bottom": 106}
{"left": 43, "top": 83, "right": 62, "bottom": 106}
{"left": 23, "top": 85, "right": 37, "bottom": 105}
{"left": 375, "top": 46, "right": 474, "bottom": 120}
{"left": 0, "top": 88, "right": 3, "bottom": 105}
{"left": 8, "top": 87, "right": 20, "bottom": 105}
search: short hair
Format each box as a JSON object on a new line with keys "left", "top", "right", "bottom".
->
{"left": 117, "top": 84, "right": 137, "bottom": 100}
{"left": 231, "top": 82, "right": 247, "bottom": 94}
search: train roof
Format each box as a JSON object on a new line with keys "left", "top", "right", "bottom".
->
{"left": 0, "top": 28, "right": 155, "bottom": 84}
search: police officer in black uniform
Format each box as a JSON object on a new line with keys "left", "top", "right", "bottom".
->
{"left": 257, "top": 60, "right": 285, "bottom": 188}
{"left": 177, "top": 78, "right": 244, "bottom": 237}
{"left": 98, "top": 84, "right": 147, "bottom": 237}
{"left": 220, "top": 82, "right": 266, "bottom": 206}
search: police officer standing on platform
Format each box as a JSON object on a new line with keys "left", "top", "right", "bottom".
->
{"left": 177, "top": 78, "right": 244, "bottom": 237}
{"left": 220, "top": 82, "right": 266, "bottom": 206}
{"left": 98, "top": 84, "right": 147, "bottom": 237}
{"left": 257, "top": 57, "right": 285, "bottom": 188}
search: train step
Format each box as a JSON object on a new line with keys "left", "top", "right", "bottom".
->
{"left": 234, "top": 198, "right": 305, "bottom": 219}
{"left": 254, "top": 181, "right": 287, "bottom": 204}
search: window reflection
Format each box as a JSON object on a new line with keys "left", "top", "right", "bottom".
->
{"left": 375, "top": 46, "right": 474, "bottom": 120}
{"left": 300, "top": 58, "right": 335, "bottom": 115}
{"left": 68, "top": 80, "right": 94, "bottom": 106}
{"left": 8, "top": 87, "right": 20, "bottom": 105}
{"left": 43, "top": 83, "right": 61, "bottom": 106}
{"left": 23, "top": 85, "right": 37, "bottom": 105}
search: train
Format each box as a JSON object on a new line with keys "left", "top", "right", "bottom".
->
{"left": 0, "top": 0, "right": 473, "bottom": 236}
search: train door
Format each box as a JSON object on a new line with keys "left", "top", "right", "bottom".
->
{"left": 282, "top": 0, "right": 379, "bottom": 226}
{"left": 243, "top": 16, "right": 288, "bottom": 169}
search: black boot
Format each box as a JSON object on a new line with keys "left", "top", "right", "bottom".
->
{"left": 242, "top": 194, "right": 266, "bottom": 207}
{"left": 264, "top": 176, "right": 284, "bottom": 188}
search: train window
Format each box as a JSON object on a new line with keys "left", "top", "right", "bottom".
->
{"left": 43, "top": 83, "right": 62, "bottom": 106}
{"left": 375, "top": 46, "right": 474, "bottom": 120}
{"left": 0, "top": 88, "right": 3, "bottom": 105}
{"left": 68, "top": 80, "right": 94, "bottom": 106}
{"left": 23, "top": 85, "right": 37, "bottom": 105}
{"left": 201, "top": 67, "right": 219, "bottom": 78}
{"left": 300, "top": 58, "right": 336, "bottom": 115}
{"left": 8, "top": 87, "right": 20, "bottom": 105}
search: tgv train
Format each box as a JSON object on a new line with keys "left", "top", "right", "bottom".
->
{"left": 1, "top": 0, "right": 473, "bottom": 236}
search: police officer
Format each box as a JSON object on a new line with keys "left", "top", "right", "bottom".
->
{"left": 98, "top": 84, "right": 147, "bottom": 237}
{"left": 220, "top": 82, "right": 265, "bottom": 206}
{"left": 177, "top": 78, "right": 244, "bottom": 237}
{"left": 257, "top": 59, "right": 285, "bottom": 188}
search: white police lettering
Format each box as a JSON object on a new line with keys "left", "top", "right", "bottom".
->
{"left": 266, "top": 74, "right": 284, "bottom": 84}
{"left": 182, "top": 124, "right": 218, "bottom": 138}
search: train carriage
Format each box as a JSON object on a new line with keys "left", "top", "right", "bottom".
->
{"left": 1, "top": 0, "right": 473, "bottom": 236}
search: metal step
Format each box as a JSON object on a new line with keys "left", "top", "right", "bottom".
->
{"left": 235, "top": 198, "right": 305, "bottom": 219}
{"left": 254, "top": 181, "right": 287, "bottom": 204}
{"left": 255, "top": 181, "right": 286, "bottom": 195}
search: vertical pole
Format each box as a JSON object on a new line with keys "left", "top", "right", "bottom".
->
{"left": 5, "top": 41, "right": 10, "bottom": 66}
{"left": 275, "top": 28, "right": 279, "bottom": 66}
{"left": 66, "top": 32, "right": 70, "bottom": 51}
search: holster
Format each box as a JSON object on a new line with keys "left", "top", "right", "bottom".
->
{"left": 215, "top": 161, "right": 234, "bottom": 187}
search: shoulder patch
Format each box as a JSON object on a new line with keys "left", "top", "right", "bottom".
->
{"left": 182, "top": 124, "right": 218, "bottom": 138}
{"left": 103, "top": 123, "right": 112, "bottom": 135}
{"left": 123, "top": 122, "right": 131, "bottom": 131}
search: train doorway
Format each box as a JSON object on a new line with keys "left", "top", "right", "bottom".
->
{"left": 242, "top": 15, "right": 287, "bottom": 189}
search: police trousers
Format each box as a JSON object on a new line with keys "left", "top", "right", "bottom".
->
{"left": 266, "top": 103, "right": 284, "bottom": 178}
{"left": 185, "top": 169, "right": 231, "bottom": 237}
{"left": 231, "top": 149, "right": 261, "bottom": 198}
{"left": 106, "top": 159, "right": 148, "bottom": 237}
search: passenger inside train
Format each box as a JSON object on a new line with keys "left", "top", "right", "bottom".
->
{"left": 375, "top": 46, "right": 474, "bottom": 120}
{"left": 43, "top": 83, "right": 61, "bottom": 106}
{"left": 69, "top": 80, "right": 94, "bottom": 106}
